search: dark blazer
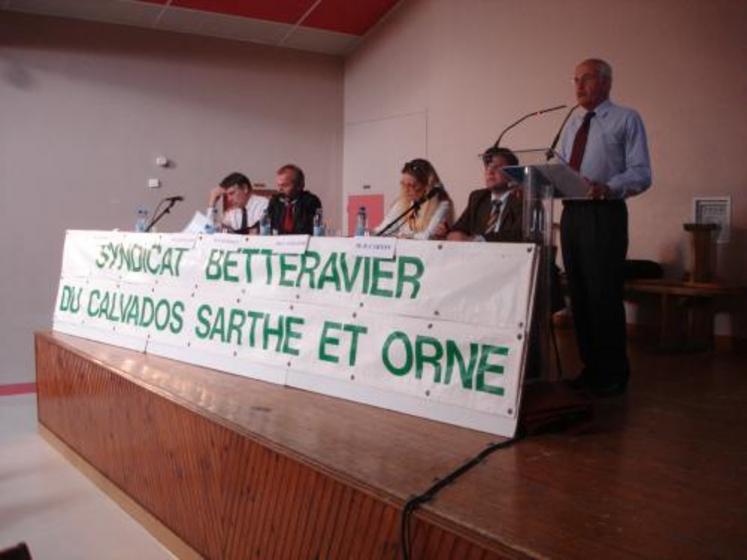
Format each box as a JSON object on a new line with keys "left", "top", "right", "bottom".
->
{"left": 267, "top": 190, "right": 322, "bottom": 235}
{"left": 451, "top": 188, "right": 523, "bottom": 242}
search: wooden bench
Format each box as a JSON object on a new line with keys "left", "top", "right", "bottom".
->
{"left": 625, "top": 279, "right": 745, "bottom": 350}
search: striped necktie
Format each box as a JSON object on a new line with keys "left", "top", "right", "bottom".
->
{"left": 484, "top": 199, "right": 502, "bottom": 234}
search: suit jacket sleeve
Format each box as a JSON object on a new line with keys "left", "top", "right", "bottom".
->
{"left": 296, "top": 192, "right": 322, "bottom": 235}
{"left": 451, "top": 190, "right": 482, "bottom": 236}
{"left": 267, "top": 195, "right": 284, "bottom": 233}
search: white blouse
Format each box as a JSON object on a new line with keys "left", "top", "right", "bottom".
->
{"left": 375, "top": 199, "right": 452, "bottom": 240}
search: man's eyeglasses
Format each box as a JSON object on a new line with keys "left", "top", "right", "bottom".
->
{"left": 572, "top": 73, "right": 599, "bottom": 86}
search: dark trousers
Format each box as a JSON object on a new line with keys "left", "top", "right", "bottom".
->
{"left": 561, "top": 200, "right": 629, "bottom": 387}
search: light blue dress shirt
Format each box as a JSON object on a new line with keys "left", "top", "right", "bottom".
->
{"left": 559, "top": 99, "right": 652, "bottom": 199}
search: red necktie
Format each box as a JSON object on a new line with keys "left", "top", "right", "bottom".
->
{"left": 282, "top": 202, "right": 294, "bottom": 233}
{"left": 569, "top": 111, "right": 595, "bottom": 171}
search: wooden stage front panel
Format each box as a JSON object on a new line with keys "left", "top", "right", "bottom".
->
{"left": 35, "top": 332, "right": 515, "bottom": 559}
{"left": 35, "top": 331, "right": 747, "bottom": 559}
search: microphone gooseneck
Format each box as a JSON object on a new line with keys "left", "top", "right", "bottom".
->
{"left": 145, "top": 195, "right": 185, "bottom": 232}
{"left": 376, "top": 185, "right": 445, "bottom": 237}
{"left": 546, "top": 104, "right": 579, "bottom": 160}
{"left": 419, "top": 184, "right": 444, "bottom": 205}
{"left": 494, "top": 104, "right": 567, "bottom": 148}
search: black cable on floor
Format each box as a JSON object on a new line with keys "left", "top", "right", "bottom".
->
{"left": 399, "top": 435, "right": 520, "bottom": 559}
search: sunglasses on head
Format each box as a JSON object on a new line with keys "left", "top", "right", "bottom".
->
{"left": 405, "top": 160, "right": 426, "bottom": 172}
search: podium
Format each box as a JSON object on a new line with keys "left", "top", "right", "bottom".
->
{"left": 505, "top": 150, "right": 593, "bottom": 431}
{"left": 501, "top": 150, "right": 585, "bottom": 380}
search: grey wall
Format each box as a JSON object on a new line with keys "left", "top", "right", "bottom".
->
{"left": 0, "top": 12, "right": 343, "bottom": 383}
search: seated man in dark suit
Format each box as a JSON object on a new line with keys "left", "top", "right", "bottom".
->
{"left": 447, "top": 147, "right": 522, "bottom": 242}
{"left": 267, "top": 164, "right": 322, "bottom": 235}
{"left": 447, "top": 146, "right": 565, "bottom": 319}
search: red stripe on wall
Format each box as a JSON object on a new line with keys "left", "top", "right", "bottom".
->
{"left": 0, "top": 383, "right": 37, "bottom": 397}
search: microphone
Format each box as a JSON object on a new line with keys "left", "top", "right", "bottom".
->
{"left": 494, "top": 104, "right": 567, "bottom": 148}
{"left": 375, "top": 185, "right": 445, "bottom": 237}
{"left": 546, "top": 104, "right": 579, "bottom": 160}
{"left": 144, "top": 196, "right": 185, "bottom": 232}
{"left": 418, "top": 184, "right": 444, "bottom": 205}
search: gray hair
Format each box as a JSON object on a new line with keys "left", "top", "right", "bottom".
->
{"left": 583, "top": 58, "right": 613, "bottom": 81}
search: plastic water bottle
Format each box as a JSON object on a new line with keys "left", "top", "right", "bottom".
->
{"left": 135, "top": 208, "right": 149, "bottom": 232}
{"left": 355, "top": 206, "right": 367, "bottom": 236}
{"left": 313, "top": 209, "right": 324, "bottom": 237}
{"left": 259, "top": 209, "right": 272, "bottom": 236}
{"left": 204, "top": 207, "right": 216, "bottom": 234}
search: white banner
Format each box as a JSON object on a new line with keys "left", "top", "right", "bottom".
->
{"left": 54, "top": 230, "right": 538, "bottom": 436}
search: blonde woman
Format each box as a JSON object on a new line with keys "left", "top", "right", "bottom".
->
{"left": 374, "top": 159, "right": 453, "bottom": 239}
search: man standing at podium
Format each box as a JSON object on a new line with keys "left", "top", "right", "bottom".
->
{"left": 559, "top": 58, "right": 652, "bottom": 397}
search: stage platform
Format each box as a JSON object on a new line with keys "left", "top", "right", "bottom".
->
{"left": 35, "top": 330, "right": 747, "bottom": 559}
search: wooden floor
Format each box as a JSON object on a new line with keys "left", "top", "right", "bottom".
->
{"left": 35, "top": 330, "right": 747, "bottom": 559}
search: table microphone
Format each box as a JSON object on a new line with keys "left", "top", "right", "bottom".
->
{"left": 418, "top": 184, "right": 445, "bottom": 205}
{"left": 375, "top": 185, "right": 445, "bottom": 237}
{"left": 145, "top": 195, "right": 185, "bottom": 232}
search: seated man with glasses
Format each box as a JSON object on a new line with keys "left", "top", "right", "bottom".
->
{"left": 207, "top": 172, "right": 268, "bottom": 234}
{"left": 446, "top": 146, "right": 523, "bottom": 242}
